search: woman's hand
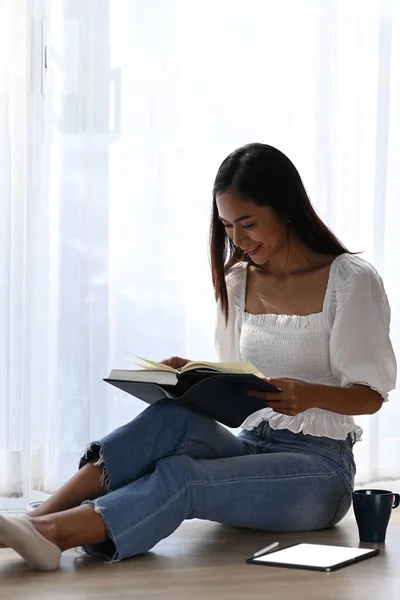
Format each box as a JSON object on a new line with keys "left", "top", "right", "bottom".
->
{"left": 160, "top": 356, "right": 191, "bottom": 370}
{"left": 248, "top": 378, "right": 317, "bottom": 416}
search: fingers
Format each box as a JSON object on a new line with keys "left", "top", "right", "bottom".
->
{"left": 247, "top": 390, "right": 298, "bottom": 415}
{"left": 174, "top": 357, "right": 189, "bottom": 368}
{"left": 248, "top": 390, "right": 290, "bottom": 403}
{"left": 267, "top": 378, "right": 293, "bottom": 388}
{"left": 160, "top": 356, "right": 189, "bottom": 369}
{"left": 160, "top": 357, "right": 179, "bottom": 368}
{"left": 248, "top": 390, "right": 275, "bottom": 400}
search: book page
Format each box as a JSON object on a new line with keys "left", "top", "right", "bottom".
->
{"left": 108, "top": 369, "right": 178, "bottom": 384}
{"left": 125, "top": 355, "right": 266, "bottom": 379}
{"left": 181, "top": 360, "right": 265, "bottom": 378}
{"left": 125, "top": 355, "right": 179, "bottom": 374}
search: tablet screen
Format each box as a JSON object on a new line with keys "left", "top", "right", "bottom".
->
{"left": 251, "top": 543, "right": 376, "bottom": 570}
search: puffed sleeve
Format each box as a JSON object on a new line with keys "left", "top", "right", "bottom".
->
{"left": 328, "top": 256, "right": 397, "bottom": 401}
{"left": 215, "top": 263, "right": 246, "bottom": 362}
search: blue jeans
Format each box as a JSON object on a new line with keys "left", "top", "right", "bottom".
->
{"left": 79, "top": 399, "right": 356, "bottom": 561}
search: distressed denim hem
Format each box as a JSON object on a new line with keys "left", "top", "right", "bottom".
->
{"left": 81, "top": 499, "right": 120, "bottom": 563}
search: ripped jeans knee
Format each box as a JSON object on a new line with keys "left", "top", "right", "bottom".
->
{"left": 79, "top": 442, "right": 111, "bottom": 493}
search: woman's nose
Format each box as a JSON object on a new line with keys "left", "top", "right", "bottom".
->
{"left": 232, "top": 226, "right": 246, "bottom": 247}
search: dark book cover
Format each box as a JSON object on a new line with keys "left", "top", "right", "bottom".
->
{"left": 104, "top": 371, "right": 281, "bottom": 428}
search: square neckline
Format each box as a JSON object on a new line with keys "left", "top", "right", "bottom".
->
{"left": 242, "top": 254, "right": 342, "bottom": 320}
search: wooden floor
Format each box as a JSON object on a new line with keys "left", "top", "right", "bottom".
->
{"left": 1, "top": 510, "right": 399, "bottom": 600}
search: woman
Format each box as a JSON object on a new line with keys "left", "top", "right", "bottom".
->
{"left": 0, "top": 143, "right": 396, "bottom": 571}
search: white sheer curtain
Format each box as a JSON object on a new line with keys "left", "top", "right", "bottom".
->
{"left": 0, "top": 0, "right": 29, "bottom": 500}
{"left": 1, "top": 0, "right": 400, "bottom": 505}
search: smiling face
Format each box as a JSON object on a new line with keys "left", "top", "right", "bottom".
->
{"left": 216, "top": 188, "right": 289, "bottom": 266}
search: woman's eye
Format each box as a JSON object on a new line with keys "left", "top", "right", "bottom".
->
{"left": 221, "top": 222, "right": 256, "bottom": 230}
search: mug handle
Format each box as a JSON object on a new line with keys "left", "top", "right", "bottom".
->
{"left": 393, "top": 494, "right": 400, "bottom": 509}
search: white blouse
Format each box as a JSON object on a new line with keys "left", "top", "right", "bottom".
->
{"left": 215, "top": 254, "right": 397, "bottom": 440}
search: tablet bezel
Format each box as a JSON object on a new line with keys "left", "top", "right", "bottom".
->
{"left": 246, "top": 543, "right": 380, "bottom": 572}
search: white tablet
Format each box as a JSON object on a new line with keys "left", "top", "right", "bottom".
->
{"left": 247, "top": 543, "right": 379, "bottom": 572}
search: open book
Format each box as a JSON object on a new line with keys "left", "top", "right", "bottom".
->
{"left": 108, "top": 355, "right": 266, "bottom": 385}
{"left": 104, "top": 355, "right": 281, "bottom": 428}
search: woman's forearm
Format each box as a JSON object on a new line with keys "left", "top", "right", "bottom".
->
{"left": 312, "top": 383, "right": 383, "bottom": 415}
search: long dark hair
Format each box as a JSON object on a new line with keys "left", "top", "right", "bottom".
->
{"left": 210, "top": 143, "right": 350, "bottom": 322}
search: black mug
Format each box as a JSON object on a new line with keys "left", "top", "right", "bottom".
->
{"left": 353, "top": 489, "right": 400, "bottom": 543}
